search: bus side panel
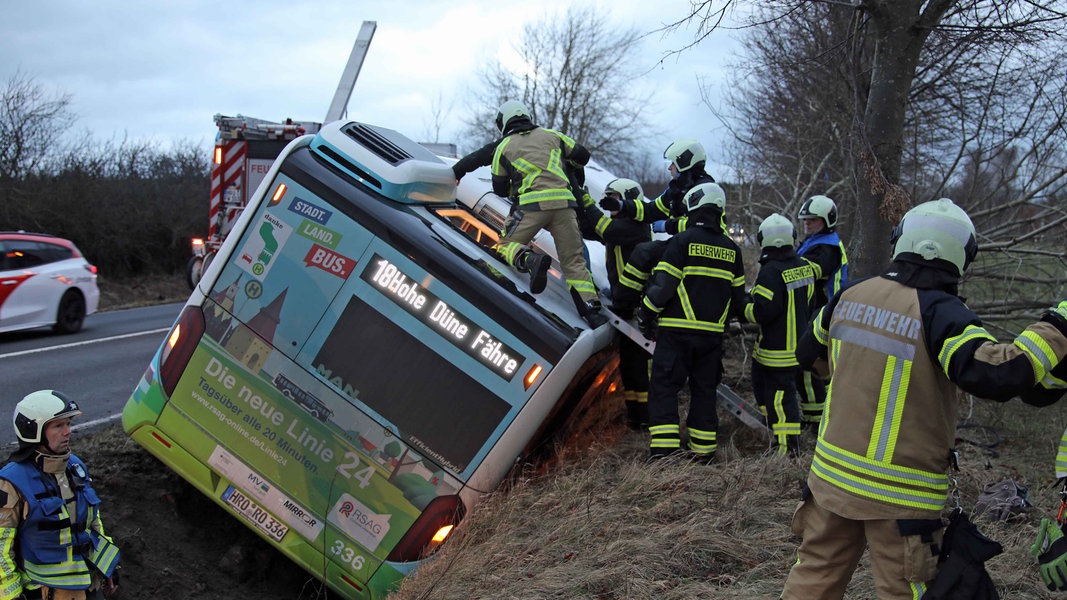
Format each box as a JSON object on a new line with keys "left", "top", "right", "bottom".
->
{"left": 122, "top": 346, "right": 168, "bottom": 429}
{"left": 125, "top": 423, "right": 347, "bottom": 593}
{"left": 125, "top": 168, "right": 473, "bottom": 594}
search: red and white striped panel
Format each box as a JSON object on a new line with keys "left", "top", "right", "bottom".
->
{"left": 209, "top": 140, "right": 247, "bottom": 244}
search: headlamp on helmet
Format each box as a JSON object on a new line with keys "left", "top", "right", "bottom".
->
{"left": 684, "top": 182, "right": 727, "bottom": 213}
{"left": 889, "top": 198, "right": 978, "bottom": 276}
{"left": 495, "top": 100, "right": 530, "bottom": 135}
{"left": 757, "top": 213, "right": 796, "bottom": 249}
{"left": 13, "top": 390, "right": 81, "bottom": 445}
{"left": 798, "top": 195, "right": 839, "bottom": 229}
{"left": 664, "top": 140, "right": 707, "bottom": 172}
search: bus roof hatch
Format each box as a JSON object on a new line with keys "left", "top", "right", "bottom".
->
{"left": 310, "top": 121, "right": 456, "bottom": 205}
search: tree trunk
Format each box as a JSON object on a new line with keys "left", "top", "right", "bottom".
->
{"left": 852, "top": 0, "right": 953, "bottom": 276}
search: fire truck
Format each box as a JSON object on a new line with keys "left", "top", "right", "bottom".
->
{"left": 187, "top": 21, "right": 378, "bottom": 288}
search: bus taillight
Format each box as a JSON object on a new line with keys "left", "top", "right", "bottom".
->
{"left": 159, "top": 306, "right": 206, "bottom": 396}
{"left": 387, "top": 495, "right": 465, "bottom": 563}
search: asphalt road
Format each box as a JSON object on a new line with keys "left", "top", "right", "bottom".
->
{"left": 0, "top": 302, "right": 184, "bottom": 442}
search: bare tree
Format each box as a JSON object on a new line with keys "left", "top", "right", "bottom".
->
{"left": 420, "top": 91, "right": 454, "bottom": 145}
{"left": 693, "top": 1, "right": 1067, "bottom": 331}
{"left": 0, "top": 70, "right": 74, "bottom": 181}
{"left": 706, "top": 3, "right": 861, "bottom": 240}
{"left": 674, "top": 0, "right": 1067, "bottom": 278}
{"left": 458, "top": 5, "right": 655, "bottom": 173}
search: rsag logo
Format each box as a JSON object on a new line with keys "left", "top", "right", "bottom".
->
{"left": 328, "top": 493, "right": 391, "bottom": 552}
{"left": 339, "top": 501, "right": 355, "bottom": 518}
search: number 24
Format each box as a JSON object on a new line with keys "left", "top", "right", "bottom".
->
{"left": 336, "top": 452, "right": 375, "bottom": 488}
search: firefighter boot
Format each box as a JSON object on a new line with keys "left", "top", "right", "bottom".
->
{"left": 625, "top": 399, "right": 649, "bottom": 431}
{"left": 583, "top": 300, "right": 609, "bottom": 328}
{"left": 517, "top": 249, "right": 552, "bottom": 294}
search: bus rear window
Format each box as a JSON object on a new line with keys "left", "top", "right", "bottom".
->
{"left": 313, "top": 296, "right": 511, "bottom": 472}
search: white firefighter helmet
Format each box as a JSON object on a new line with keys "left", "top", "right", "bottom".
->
{"left": 663, "top": 140, "right": 706, "bottom": 172}
{"left": 758, "top": 213, "right": 796, "bottom": 249}
{"left": 798, "top": 195, "right": 839, "bottom": 229}
{"left": 13, "top": 390, "right": 82, "bottom": 445}
{"left": 890, "top": 198, "right": 978, "bottom": 276}
{"left": 495, "top": 100, "right": 530, "bottom": 134}
{"left": 684, "top": 182, "right": 727, "bottom": 213}
{"left": 605, "top": 178, "right": 644, "bottom": 203}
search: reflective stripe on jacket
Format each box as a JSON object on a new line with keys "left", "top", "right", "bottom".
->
{"left": 0, "top": 455, "right": 120, "bottom": 590}
{"left": 743, "top": 250, "right": 815, "bottom": 367}
{"left": 797, "top": 230, "right": 848, "bottom": 304}
{"left": 801, "top": 268, "right": 1067, "bottom": 519}
{"left": 491, "top": 127, "right": 583, "bottom": 210}
{"left": 642, "top": 219, "right": 745, "bottom": 334}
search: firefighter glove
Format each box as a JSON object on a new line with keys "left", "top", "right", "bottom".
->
{"left": 1043, "top": 299, "right": 1067, "bottom": 333}
{"left": 635, "top": 306, "right": 658, "bottom": 340}
{"left": 599, "top": 195, "right": 621, "bottom": 212}
{"left": 1031, "top": 517, "right": 1067, "bottom": 590}
{"left": 652, "top": 220, "right": 667, "bottom": 233}
{"left": 578, "top": 188, "right": 595, "bottom": 208}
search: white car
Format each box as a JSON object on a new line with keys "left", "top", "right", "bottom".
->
{"left": 0, "top": 232, "right": 100, "bottom": 334}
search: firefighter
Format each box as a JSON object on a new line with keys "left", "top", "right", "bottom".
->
{"left": 1, "top": 391, "right": 121, "bottom": 600}
{"left": 489, "top": 100, "right": 607, "bottom": 328}
{"left": 741, "top": 213, "right": 815, "bottom": 457}
{"left": 781, "top": 198, "right": 1067, "bottom": 599}
{"left": 634, "top": 183, "right": 746, "bottom": 462}
{"left": 600, "top": 140, "right": 717, "bottom": 312}
{"left": 794, "top": 194, "right": 849, "bottom": 428}
{"left": 578, "top": 179, "right": 653, "bottom": 428}
{"left": 1032, "top": 393, "right": 1067, "bottom": 593}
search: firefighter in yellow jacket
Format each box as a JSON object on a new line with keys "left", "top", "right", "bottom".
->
{"left": 1, "top": 391, "right": 120, "bottom": 600}
{"left": 490, "top": 100, "right": 607, "bottom": 328}
{"left": 1026, "top": 357, "right": 1067, "bottom": 591}
{"left": 782, "top": 199, "right": 1067, "bottom": 599}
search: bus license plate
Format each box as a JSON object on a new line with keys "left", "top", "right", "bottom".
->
{"left": 222, "top": 486, "right": 289, "bottom": 542}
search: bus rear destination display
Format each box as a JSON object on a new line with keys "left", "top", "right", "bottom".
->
{"left": 362, "top": 255, "right": 525, "bottom": 381}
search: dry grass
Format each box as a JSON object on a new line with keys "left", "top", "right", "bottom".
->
{"left": 389, "top": 343, "right": 1067, "bottom": 600}
{"left": 96, "top": 272, "right": 190, "bottom": 311}
{"left": 93, "top": 273, "right": 1067, "bottom": 599}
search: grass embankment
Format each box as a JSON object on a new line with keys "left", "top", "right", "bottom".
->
{"left": 391, "top": 346, "right": 1067, "bottom": 600}
{"left": 96, "top": 273, "right": 190, "bottom": 311}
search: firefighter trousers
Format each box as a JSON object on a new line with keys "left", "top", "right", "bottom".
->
{"left": 619, "top": 335, "right": 650, "bottom": 393}
{"left": 751, "top": 362, "right": 800, "bottom": 455}
{"left": 796, "top": 369, "right": 827, "bottom": 425}
{"left": 496, "top": 207, "right": 597, "bottom": 303}
{"left": 647, "top": 330, "right": 722, "bottom": 456}
{"left": 781, "top": 493, "right": 942, "bottom": 600}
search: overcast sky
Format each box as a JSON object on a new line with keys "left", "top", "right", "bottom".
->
{"left": 2, "top": 0, "right": 740, "bottom": 173}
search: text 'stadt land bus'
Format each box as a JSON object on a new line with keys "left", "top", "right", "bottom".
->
{"left": 121, "top": 120, "right": 624, "bottom": 598}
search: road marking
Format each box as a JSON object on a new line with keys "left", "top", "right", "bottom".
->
{"left": 0, "top": 328, "right": 171, "bottom": 359}
{"left": 75, "top": 413, "right": 124, "bottom": 431}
